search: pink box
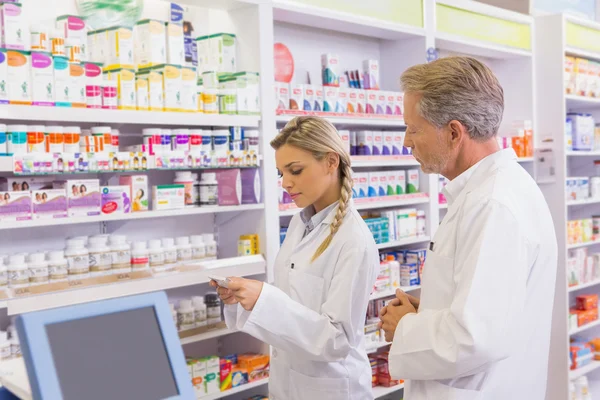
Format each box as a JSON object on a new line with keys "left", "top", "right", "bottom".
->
{"left": 32, "top": 189, "right": 68, "bottom": 219}
{"left": 211, "top": 169, "right": 241, "bottom": 206}
{"left": 0, "top": 191, "right": 31, "bottom": 221}
{"left": 241, "top": 168, "right": 261, "bottom": 204}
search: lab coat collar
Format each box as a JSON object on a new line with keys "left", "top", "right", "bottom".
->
{"left": 442, "top": 148, "right": 517, "bottom": 206}
{"left": 300, "top": 201, "right": 339, "bottom": 231}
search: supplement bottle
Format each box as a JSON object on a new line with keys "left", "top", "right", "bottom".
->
{"left": 205, "top": 293, "right": 222, "bottom": 325}
{"left": 203, "top": 89, "right": 218, "bottom": 114}
{"left": 143, "top": 128, "right": 161, "bottom": 155}
{"left": 88, "top": 236, "right": 112, "bottom": 277}
{"left": 27, "top": 125, "right": 46, "bottom": 153}
{"left": 212, "top": 129, "right": 229, "bottom": 156}
{"left": 160, "top": 129, "right": 173, "bottom": 152}
{"left": 203, "top": 233, "right": 217, "bottom": 259}
{"left": 7, "top": 125, "right": 27, "bottom": 155}
{"left": 192, "top": 173, "right": 201, "bottom": 205}
{"left": 109, "top": 235, "right": 132, "bottom": 273}
{"left": 189, "top": 129, "right": 202, "bottom": 154}
{"left": 174, "top": 171, "right": 195, "bottom": 206}
{"left": 65, "top": 239, "right": 90, "bottom": 280}
{"left": 45, "top": 126, "right": 64, "bottom": 153}
{"left": 148, "top": 239, "right": 166, "bottom": 274}
{"left": 91, "top": 126, "right": 110, "bottom": 153}
{"left": 47, "top": 250, "right": 68, "bottom": 282}
{"left": 177, "top": 299, "right": 195, "bottom": 331}
{"left": 192, "top": 296, "right": 207, "bottom": 327}
{"left": 176, "top": 236, "right": 192, "bottom": 263}
{"left": 131, "top": 241, "right": 150, "bottom": 272}
{"left": 0, "top": 331, "right": 9, "bottom": 360}
{"left": 162, "top": 238, "right": 178, "bottom": 271}
{"left": 28, "top": 252, "right": 49, "bottom": 285}
{"left": 200, "top": 172, "right": 218, "bottom": 206}
{"left": 7, "top": 255, "right": 28, "bottom": 289}
{"left": 245, "top": 129, "right": 259, "bottom": 155}
{"left": 190, "top": 235, "right": 206, "bottom": 260}
{"left": 173, "top": 129, "right": 190, "bottom": 152}
{"left": 63, "top": 126, "right": 81, "bottom": 153}
{"left": 0, "top": 124, "right": 7, "bottom": 155}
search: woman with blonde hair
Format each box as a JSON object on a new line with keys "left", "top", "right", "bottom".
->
{"left": 210, "top": 116, "right": 379, "bottom": 400}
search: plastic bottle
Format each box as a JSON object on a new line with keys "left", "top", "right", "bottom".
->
{"left": 245, "top": 129, "right": 259, "bottom": 155}
{"left": 174, "top": 171, "right": 195, "bottom": 207}
{"left": 47, "top": 250, "right": 68, "bottom": 282}
{"left": 27, "top": 125, "right": 46, "bottom": 153}
{"left": 200, "top": 172, "right": 218, "bottom": 206}
{"left": 91, "top": 126, "right": 110, "bottom": 153}
{"left": 177, "top": 299, "right": 195, "bottom": 331}
{"left": 143, "top": 128, "right": 161, "bottom": 155}
{"left": 212, "top": 129, "right": 230, "bottom": 156}
{"left": 64, "top": 239, "right": 90, "bottom": 280}
{"left": 161, "top": 129, "right": 172, "bottom": 152}
{"left": 192, "top": 296, "right": 207, "bottom": 327}
{"left": 148, "top": 239, "right": 166, "bottom": 274}
{"left": 10, "top": 334, "right": 20, "bottom": 358}
{"left": 162, "top": 238, "right": 178, "bottom": 271}
{"left": 192, "top": 173, "right": 201, "bottom": 205}
{"left": 45, "top": 126, "right": 64, "bottom": 154}
{"left": 131, "top": 241, "right": 150, "bottom": 271}
{"left": 109, "top": 235, "right": 132, "bottom": 273}
{"left": 169, "top": 303, "right": 178, "bottom": 328}
{"left": 7, "top": 255, "right": 29, "bottom": 289}
{"left": 88, "top": 236, "right": 112, "bottom": 277}
{"left": 63, "top": 126, "right": 82, "bottom": 153}
{"left": 189, "top": 129, "right": 203, "bottom": 153}
{"left": 190, "top": 235, "right": 206, "bottom": 260}
{"left": 28, "top": 252, "right": 49, "bottom": 285}
{"left": 30, "top": 24, "right": 49, "bottom": 51}
{"left": 0, "top": 331, "right": 10, "bottom": 360}
{"left": 172, "top": 129, "right": 190, "bottom": 152}
{"left": 203, "top": 233, "right": 217, "bottom": 259}
{"left": 7, "top": 125, "right": 27, "bottom": 155}
{"left": 176, "top": 236, "right": 192, "bottom": 263}
{"left": 205, "top": 293, "right": 222, "bottom": 325}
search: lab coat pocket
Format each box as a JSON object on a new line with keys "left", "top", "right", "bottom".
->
{"left": 289, "top": 369, "right": 350, "bottom": 400}
{"left": 420, "top": 249, "right": 455, "bottom": 310}
{"left": 288, "top": 269, "right": 325, "bottom": 312}
{"left": 428, "top": 380, "right": 482, "bottom": 400}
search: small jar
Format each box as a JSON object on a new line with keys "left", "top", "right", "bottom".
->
{"left": 131, "top": 241, "right": 150, "bottom": 272}
{"left": 218, "top": 89, "right": 237, "bottom": 114}
{"left": 143, "top": 128, "right": 161, "bottom": 156}
{"left": 177, "top": 299, "right": 195, "bottom": 331}
{"left": 192, "top": 173, "right": 201, "bottom": 206}
{"left": 47, "top": 250, "right": 68, "bottom": 282}
{"left": 160, "top": 129, "right": 173, "bottom": 153}
{"left": 174, "top": 171, "right": 195, "bottom": 207}
{"left": 190, "top": 129, "right": 203, "bottom": 153}
{"left": 176, "top": 237, "right": 192, "bottom": 263}
{"left": 91, "top": 126, "right": 110, "bottom": 153}
{"left": 162, "top": 238, "right": 178, "bottom": 272}
{"left": 245, "top": 129, "right": 259, "bottom": 155}
{"left": 0, "top": 331, "right": 10, "bottom": 360}
{"left": 110, "top": 235, "right": 131, "bottom": 273}
{"left": 63, "top": 126, "right": 82, "bottom": 154}
{"left": 28, "top": 252, "right": 49, "bottom": 285}
{"left": 148, "top": 239, "right": 166, "bottom": 274}
{"left": 88, "top": 237, "right": 112, "bottom": 277}
{"left": 27, "top": 125, "right": 46, "bottom": 153}
{"left": 7, "top": 125, "right": 27, "bottom": 155}
{"left": 192, "top": 296, "right": 207, "bottom": 328}
{"left": 202, "top": 89, "right": 218, "bottom": 114}
{"left": 203, "top": 234, "right": 217, "bottom": 259}
{"left": 205, "top": 293, "right": 222, "bottom": 325}
{"left": 200, "top": 173, "right": 218, "bottom": 206}
{"left": 45, "top": 126, "right": 64, "bottom": 154}
{"left": 190, "top": 235, "right": 206, "bottom": 260}
{"left": 64, "top": 239, "right": 90, "bottom": 280}
{"left": 7, "top": 255, "right": 29, "bottom": 289}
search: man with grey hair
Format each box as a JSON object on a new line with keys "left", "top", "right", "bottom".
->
{"left": 379, "top": 56, "right": 557, "bottom": 399}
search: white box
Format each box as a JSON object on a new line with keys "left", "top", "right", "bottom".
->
{"left": 363, "top": 59, "right": 379, "bottom": 90}
{"left": 354, "top": 172, "right": 368, "bottom": 198}
{"left": 290, "top": 83, "right": 303, "bottom": 111}
{"left": 165, "top": 22, "right": 184, "bottom": 66}
{"left": 386, "top": 172, "right": 397, "bottom": 196}
{"left": 135, "top": 74, "right": 149, "bottom": 110}
{"left": 54, "top": 56, "right": 70, "bottom": 106}
{"left": 368, "top": 173, "right": 379, "bottom": 197}
{"left": 382, "top": 131, "right": 394, "bottom": 155}
{"left": 137, "top": 68, "right": 163, "bottom": 111}
{"left": 407, "top": 169, "right": 419, "bottom": 193}
{"left": 314, "top": 86, "right": 324, "bottom": 112}
{"left": 197, "top": 33, "right": 236, "bottom": 74}
{"left": 396, "top": 170, "right": 406, "bottom": 195}
{"left": 366, "top": 90, "right": 377, "bottom": 114}
{"left": 303, "top": 84, "right": 315, "bottom": 111}
{"left": 323, "top": 86, "right": 338, "bottom": 112}
{"left": 152, "top": 184, "right": 185, "bottom": 210}
{"left": 377, "top": 91, "right": 386, "bottom": 115}
{"left": 394, "top": 92, "right": 404, "bottom": 116}
{"left": 134, "top": 19, "right": 166, "bottom": 69}
{"left": 372, "top": 131, "right": 383, "bottom": 156}
{"left": 104, "top": 68, "right": 136, "bottom": 110}
{"left": 204, "top": 356, "right": 220, "bottom": 395}
{"left": 0, "top": 3, "right": 25, "bottom": 50}
{"left": 32, "top": 189, "right": 68, "bottom": 219}
{"left": 377, "top": 171, "right": 387, "bottom": 197}
{"left": 191, "top": 359, "right": 206, "bottom": 397}
{"left": 119, "top": 175, "right": 148, "bottom": 212}
{"left": 397, "top": 208, "right": 417, "bottom": 238}
{"left": 576, "top": 58, "right": 589, "bottom": 97}
{"left": 321, "top": 53, "right": 339, "bottom": 87}
{"left": 31, "top": 51, "right": 54, "bottom": 106}
{"left": 347, "top": 88, "right": 359, "bottom": 113}
{"left": 0, "top": 48, "right": 7, "bottom": 103}
{"left": 7, "top": 50, "right": 31, "bottom": 104}
{"left": 53, "top": 179, "right": 101, "bottom": 217}
{"left": 105, "top": 27, "right": 134, "bottom": 69}
{"left": 159, "top": 64, "right": 182, "bottom": 112}
{"left": 56, "top": 15, "right": 87, "bottom": 54}
{"left": 357, "top": 89, "right": 366, "bottom": 113}
{"left": 338, "top": 130, "right": 350, "bottom": 155}
{"left": 181, "top": 66, "right": 196, "bottom": 112}
{"left": 70, "top": 62, "right": 86, "bottom": 107}
{"left": 275, "top": 81, "right": 289, "bottom": 111}
{"left": 0, "top": 176, "right": 53, "bottom": 191}
{"left": 337, "top": 88, "right": 349, "bottom": 113}
{"left": 356, "top": 130, "right": 373, "bottom": 156}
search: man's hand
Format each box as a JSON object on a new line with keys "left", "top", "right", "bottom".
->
{"left": 210, "top": 279, "right": 238, "bottom": 305}
{"left": 378, "top": 289, "right": 417, "bottom": 342}
{"left": 382, "top": 289, "right": 420, "bottom": 312}
{"left": 224, "top": 277, "right": 264, "bottom": 311}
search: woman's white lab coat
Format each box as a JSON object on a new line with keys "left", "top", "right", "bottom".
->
{"left": 224, "top": 202, "right": 379, "bottom": 400}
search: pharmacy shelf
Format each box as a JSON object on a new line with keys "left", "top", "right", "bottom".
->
{"left": 370, "top": 285, "right": 421, "bottom": 301}
{"left": 566, "top": 94, "right": 600, "bottom": 109}
{"left": 568, "top": 279, "right": 600, "bottom": 293}
{"left": 439, "top": 203, "right": 448, "bottom": 210}
{"left": 566, "top": 47, "right": 600, "bottom": 63}
{"left": 434, "top": 31, "right": 532, "bottom": 59}
{"left": 373, "top": 384, "right": 404, "bottom": 399}
{"left": 567, "top": 239, "right": 600, "bottom": 250}
{"left": 367, "top": 341, "right": 392, "bottom": 355}
{"left": 272, "top": 0, "right": 425, "bottom": 40}
{"left": 567, "top": 151, "right": 600, "bottom": 157}
{"left": 275, "top": 113, "right": 406, "bottom": 128}
{"left": 0, "top": 105, "right": 260, "bottom": 127}
{"left": 203, "top": 378, "right": 269, "bottom": 400}
{"left": 279, "top": 193, "right": 429, "bottom": 216}
{"left": 567, "top": 198, "right": 600, "bottom": 207}
{"left": 0, "top": 204, "right": 265, "bottom": 231}
{"left": 376, "top": 236, "right": 430, "bottom": 251}
{"left": 570, "top": 361, "right": 600, "bottom": 381}
{"left": 6, "top": 255, "right": 266, "bottom": 315}
{"left": 517, "top": 157, "right": 534, "bottom": 163}
{"left": 179, "top": 326, "right": 237, "bottom": 345}
{"left": 351, "top": 156, "right": 420, "bottom": 168}
{"left": 570, "top": 319, "right": 600, "bottom": 336}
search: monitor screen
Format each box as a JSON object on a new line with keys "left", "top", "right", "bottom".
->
{"left": 45, "top": 306, "right": 179, "bottom": 400}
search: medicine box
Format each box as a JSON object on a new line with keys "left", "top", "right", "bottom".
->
{"left": 85, "top": 62, "right": 103, "bottom": 108}
{"left": 0, "top": 48, "right": 7, "bottom": 104}
{"left": 204, "top": 356, "right": 220, "bottom": 395}
{"left": 372, "top": 131, "right": 383, "bottom": 156}
{"left": 0, "top": 176, "right": 53, "bottom": 191}
{"left": 191, "top": 359, "right": 206, "bottom": 397}
{"left": 53, "top": 179, "right": 101, "bottom": 217}
{"left": 314, "top": 87, "right": 324, "bottom": 112}
{"left": 354, "top": 172, "right": 368, "bottom": 198}
{"left": 54, "top": 56, "right": 70, "bottom": 107}
{"left": 157, "top": 64, "right": 182, "bottom": 112}
{"left": 56, "top": 15, "right": 87, "bottom": 53}
{"left": 233, "top": 72, "right": 260, "bottom": 115}
{"left": 575, "top": 58, "right": 589, "bottom": 97}
{"left": 396, "top": 208, "right": 417, "bottom": 238}
{"left": 303, "top": 84, "right": 314, "bottom": 111}
{"left": 565, "top": 56, "right": 576, "bottom": 95}
{"left": 382, "top": 131, "right": 393, "bottom": 155}
{"left": 347, "top": 88, "right": 358, "bottom": 113}
{"left": 69, "top": 62, "right": 86, "bottom": 108}
{"left": 363, "top": 59, "right": 379, "bottom": 90}
{"left": 101, "top": 185, "right": 131, "bottom": 215}
{"left": 212, "top": 169, "right": 242, "bottom": 206}
{"left": 0, "top": 190, "right": 31, "bottom": 221}
{"left": 385, "top": 92, "right": 395, "bottom": 115}
{"left": 356, "top": 131, "right": 373, "bottom": 156}
{"left": 368, "top": 173, "right": 379, "bottom": 198}
{"left": 7, "top": 50, "right": 31, "bottom": 104}
{"left": 241, "top": 168, "right": 261, "bottom": 204}
{"left": 275, "top": 81, "right": 289, "bottom": 111}
{"left": 407, "top": 169, "right": 419, "bottom": 193}
{"left": 357, "top": 90, "right": 366, "bottom": 113}
{"left": 152, "top": 184, "right": 185, "bottom": 210}
{"left": 321, "top": 53, "right": 339, "bottom": 87}
{"left": 377, "top": 172, "right": 387, "bottom": 197}
{"left": 395, "top": 170, "right": 406, "bottom": 195}
{"left": 1, "top": 3, "right": 25, "bottom": 50}
{"left": 119, "top": 175, "right": 148, "bottom": 212}
{"left": 105, "top": 26, "right": 134, "bottom": 70}
{"left": 220, "top": 358, "right": 233, "bottom": 392}
{"left": 394, "top": 93, "right": 403, "bottom": 116}
{"left": 569, "top": 113, "right": 595, "bottom": 151}
{"left": 165, "top": 22, "right": 184, "bottom": 66}
{"left": 181, "top": 66, "right": 196, "bottom": 112}
{"left": 31, "top": 52, "right": 55, "bottom": 106}
{"left": 134, "top": 19, "right": 166, "bottom": 69}
{"left": 366, "top": 90, "right": 377, "bottom": 114}
{"left": 289, "top": 83, "right": 303, "bottom": 111}
{"left": 386, "top": 172, "right": 397, "bottom": 196}
{"left": 32, "top": 189, "right": 67, "bottom": 220}
{"left": 377, "top": 92, "right": 386, "bottom": 115}
{"left": 135, "top": 73, "right": 149, "bottom": 110}
{"left": 337, "top": 88, "right": 348, "bottom": 113}
{"left": 196, "top": 33, "right": 236, "bottom": 74}
{"left": 136, "top": 68, "right": 164, "bottom": 111}
{"left": 323, "top": 86, "right": 338, "bottom": 112}
{"left": 104, "top": 67, "right": 136, "bottom": 110}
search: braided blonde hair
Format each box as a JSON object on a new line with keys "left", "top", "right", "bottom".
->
{"left": 271, "top": 116, "right": 353, "bottom": 262}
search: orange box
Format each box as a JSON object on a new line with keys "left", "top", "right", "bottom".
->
{"left": 577, "top": 294, "right": 599, "bottom": 311}
{"left": 589, "top": 338, "right": 600, "bottom": 360}
{"left": 574, "top": 308, "right": 599, "bottom": 326}
{"left": 237, "top": 354, "right": 270, "bottom": 382}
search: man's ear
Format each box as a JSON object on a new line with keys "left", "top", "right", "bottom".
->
{"left": 448, "top": 120, "right": 468, "bottom": 147}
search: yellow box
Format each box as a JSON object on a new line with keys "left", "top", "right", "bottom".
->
{"left": 137, "top": 68, "right": 164, "bottom": 112}
{"left": 104, "top": 68, "right": 136, "bottom": 110}
{"left": 181, "top": 66, "right": 197, "bottom": 112}
{"left": 155, "top": 64, "right": 182, "bottom": 112}
{"left": 105, "top": 26, "right": 134, "bottom": 70}
{"left": 136, "top": 74, "right": 149, "bottom": 111}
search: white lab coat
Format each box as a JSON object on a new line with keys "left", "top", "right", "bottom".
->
{"left": 389, "top": 149, "right": 558, "bottom": 400}
{"left": 225, "top": 201, "right": 379, "bottom": 400}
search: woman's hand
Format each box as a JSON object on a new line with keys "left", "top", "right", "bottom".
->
{"left": 226, "top": 277, "right": 264, "bottom": 311}
{"left": 210, "top": 280, "right": 238, "bottom": 305}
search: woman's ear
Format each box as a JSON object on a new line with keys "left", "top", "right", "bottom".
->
{"left": 327, "top": 152, "right": 340, "bottom": 172}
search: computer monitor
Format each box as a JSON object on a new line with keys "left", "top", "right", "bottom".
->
{"left": 15, "top": 292, "right": 194, "bottom": 400}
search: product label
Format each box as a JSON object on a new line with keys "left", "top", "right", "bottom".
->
{"left": 8, "top": 269, "right": 28, "bottom": 286}
{"left": 192, "top": 247, "right": 206, "bottom": 259}
{"left": 48, "top": 264, "right": 68, "bottom": 280}
{"left": 200, "top": 184, "right": 218, "bottom": 205}
{"left": 29, "top": 267, "right": 49, "bottom": 283}
{"left": 27, "top": 131, "right": 45, "bottom": 152}
{"left": 131, "top": 256, "right": 149, "bottom": 270}
{"left": 207, "top": 306, "right": 221, "bottom": 319}
{"left": 149, "top": 252, "right": 164, "bottom": 267}
{"left": 164, "top": 249, "right": 177, "bottom": 264}
{"left": 111, "top": 249, "right": 131, "bottom": 268}
{"left": 177, "top": 248, "right": 192, "bottom": 262}
{"left": 89, "top": 252, "right": 112, "bottom": 272}
{"left": 0, "top": 270, "right": 7, "bottom": 286}
{"left": 66, "top": 254, "right": 89, "bottom": 273}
